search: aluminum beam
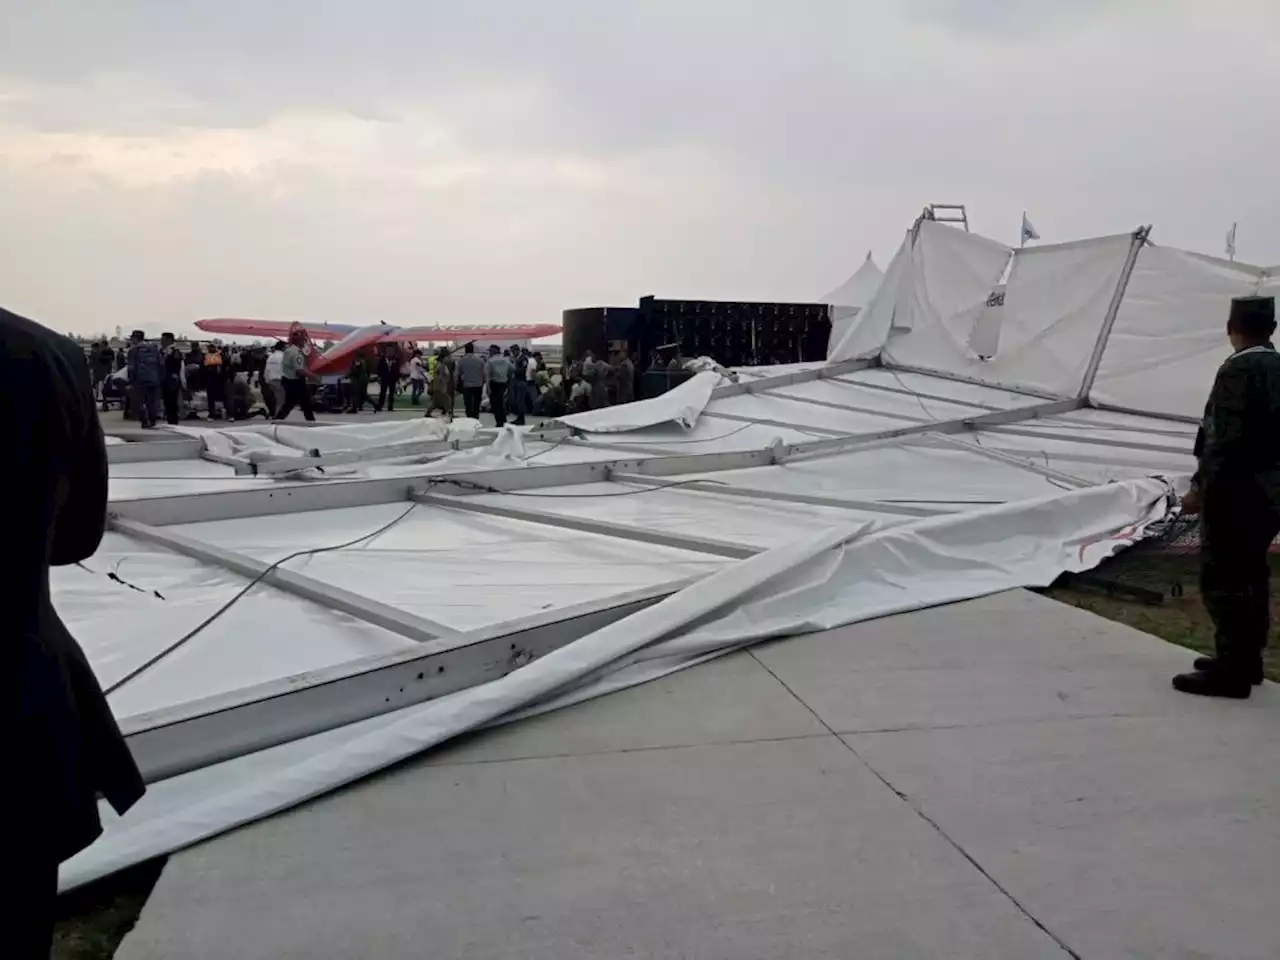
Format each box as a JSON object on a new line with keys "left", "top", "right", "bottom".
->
{"left": 828, "top": 374, "right": 1006, "bottom": 412}
{"left": 413, "top": 491, "right": 759, "bottom": 559}
{"left": 699, "top": 410, "right": 851, "bottom": 437}
{"left": 109, "top": 474, "right": 427, "bottom": 525}
{"left": 780, "top": 398, "right": 1083, "bottom": 464}
{"left": 107, "top": 438, "right": 206, "bottom": 464}
{"left": 882, "top": 362, "right": 1066, "bottom": 401}
{"left": 710, "top": 357, "right": 869, "bottom": 399}
{"left": 122, "top": 577, "right": 699, "bottom": 782}
{"left": 1078, "top": 226, "right": 1152, "bottom": 398}
{"left": 977, "top": 423, "right": 1193, "bottom": 457}
{"left": 610, "top": 472, "right": 950, "bottom": 518}
{"left": 929, "top": 433, "right": 1091, "bottom": 489}
{"left": 110, "top": 517, "right": 464, "bottom": 646}
{"left": 103, "top": 426, "right": 188, "bottom": 442}
{"left": 759, "top": 387, "right": 932, "bottom": 424}
{"left": 1088, "top": 401, "right": 1201, "bottom": 428}
{"left": 246, "top": 427, "right": 576, "bottom": 476}
{"left": 106, "top": 398, "right": 1085, "bottom": 523}
{"left": 249, "top": 435, "right": 492, "bottom": 475}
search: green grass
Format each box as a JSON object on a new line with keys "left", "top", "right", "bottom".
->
{"left": 53, "top": 860, "right": 163, "bottom": 960}
{"left": 1045, "top": 553, "right": 1280, "bottom": 682}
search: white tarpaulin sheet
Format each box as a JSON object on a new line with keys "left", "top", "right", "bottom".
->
{"left": 882, "top": 221, "right": 1012, "bottom": 358}
{"left": 187, "top": 418, "right": 480, "bottom": 462}
{"left": 772, "top": 377, "right": 988, "bottom": 422}
{"left": 1089, "top": 245, "right": 1264, "bottom": 418}
{"left": 174, "top": 504, "right": 727, "bottom": 632}
{"left": 55, "top": 533, "right": 414, "bottom": 718}
{"left": 61, "top": 477, "right": 1174, "bottom": 891}
{"left": 705, "top": 391, "right": 917, "bottom": 435}
{"left": 987, "top": 234, "right": 1134, "bottom": 395}
{"left": 683, "top": 436, "right": 1068, "bottom": 506}
{"left": 556, "top": 370, "right": 722, "bottom": 433}
{"left": 835, "top": 368, "right": 1038, "bottom": 410}
{"left": 576, "top": 417, "right": 815, "bottom": 454}
{"left": 885, "top": 232, "right": 1134, "bottom": 397}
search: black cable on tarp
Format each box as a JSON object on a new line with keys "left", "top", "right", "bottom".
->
{"left": 103, "top": 503, "right": 419, "bottom": 696}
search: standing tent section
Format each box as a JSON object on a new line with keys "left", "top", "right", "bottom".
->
{"left": 826, "top": 232, "right": 912, "bottom": 362}
{"left": 1088, "top": 246, "right": 1274, "bottom": 419}
{"left": 822, "top": 252, "right": 883, "bottom": 359}
{"left": 874, "top": 222, "right": 1147, "bottom": 399}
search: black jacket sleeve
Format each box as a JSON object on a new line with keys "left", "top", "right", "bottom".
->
{"left": 51, "top": 343, "right": 108, "bottom": 566}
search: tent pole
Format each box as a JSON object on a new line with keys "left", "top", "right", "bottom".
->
{"left": 1077, "top": 225, "right": 1152, "bottom": 400}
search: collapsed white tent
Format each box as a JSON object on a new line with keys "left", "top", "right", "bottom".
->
{"left": 59, "top": 212, "right": 1247, "bottom": 892}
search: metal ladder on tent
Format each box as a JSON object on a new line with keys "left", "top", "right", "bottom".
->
{"left": 923, "top": 204, "right": 970, "bottom": 231}
{"left": 910, "top": 203, "right": 971, "bottom": 241}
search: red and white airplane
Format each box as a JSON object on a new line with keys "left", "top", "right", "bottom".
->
{"left": 194, "top": 318, "right": 561, "bottom": 376}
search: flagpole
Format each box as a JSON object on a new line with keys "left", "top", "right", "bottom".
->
{"left": 1228, "top": 221, "right": 1237, "bottom": 262}
{"left": 1020, "top": 211, "right": 1026, "bottom": 249}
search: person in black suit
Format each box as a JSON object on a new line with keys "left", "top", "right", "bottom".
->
{"left": 3, "top": 307, "right": 146, "bottom": 957}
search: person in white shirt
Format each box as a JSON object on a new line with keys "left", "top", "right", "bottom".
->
{"left": 408, "top": 350, "right": 427, "bottom": 405}
{"left": 262, "top": 342, "right": 285, "bottom": 419}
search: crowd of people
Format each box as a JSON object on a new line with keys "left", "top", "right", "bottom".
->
{"left": 424, "top": 342, "right": 650, "bottom": 424}
{"left": 95, "top": 330, "right": 670, "bottom": 428}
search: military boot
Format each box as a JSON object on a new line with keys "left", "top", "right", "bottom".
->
{"left": 1172, "top": 669, "right": 1252, "bottom": 699}
{"left": 1192, "top": 656, "right": 1264, "bottom": 685}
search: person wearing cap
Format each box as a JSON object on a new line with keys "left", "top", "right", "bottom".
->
{"left": 1175, "top": 295, "right": 1280, "bottom": 698}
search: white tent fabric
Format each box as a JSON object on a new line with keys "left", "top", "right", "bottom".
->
{"left": 556, "top": 370, "right": 723, "bottom": 433}
{"left": 187, "top": 418, "right": 479, "bottom": 462}
{"left": 981, "top": 233, "right": 1135, "bottom": 396}
{"left": 964, "top": 284, "right": 1005, "bottom": 359}
{"left": 823, "top": 253, "right": 884, "bottom": 310}
{"left": 60, "top": 476, "right": 1173, "bottom": 891}
{"left": 827, "top": 233, "right": 912, "bottom": 362}
{"left": 1259, "top": 268, "right": 1279, "bottom": 301}
{"left": 823, "top": 254, "right": 884, "bottom": 359}
{"left": 882, "top": 231, "right": 1136, "bottom": 397}
{"left": 1088, "top": 245, "right": 1262, "bottom": 418}
{"left": 882, "top": 219, "right": 1012, "bottom": 347}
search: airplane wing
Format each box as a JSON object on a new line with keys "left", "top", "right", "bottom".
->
{"left": 308, "top": 325, "right": 395, "bottom": 376}
{"left": 195, "top": 318, "right": 359, "bottom": 340}
{"left": 387, "top": 323, "right": 562, "bottom": 342}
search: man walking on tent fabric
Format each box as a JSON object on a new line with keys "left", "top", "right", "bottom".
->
{"left": 455, "top": 342, "right": 485, "bottom": 420}
{"left": 1175, "top": 295, "right": 1280, "bottom": 699}
{"left": 274, "top": 330, "right": 317, "bottom": 422}
{"left": 2, "top": 307, "right": 146, "bottom": 956}
{"left": 486, "top": 344, "right": 512, "bottom": 427}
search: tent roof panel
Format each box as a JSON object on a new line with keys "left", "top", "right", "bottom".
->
{"left": 175, "top": 504, "right": 727, "bottom": 631}
{"left": 55, "top": 532, "right": 415, "bottom": 718}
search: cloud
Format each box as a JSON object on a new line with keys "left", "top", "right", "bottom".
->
{"left": 0, "top": 1, "right": 1277, "bottom": 335}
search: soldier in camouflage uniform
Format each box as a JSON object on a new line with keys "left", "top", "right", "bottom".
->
{"left": 1176, "top": 295, "right": 1280, "bottom": 698}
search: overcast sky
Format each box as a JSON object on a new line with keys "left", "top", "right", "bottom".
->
{"left": 1, "top": 0, "right": 1277, "bottom": 337}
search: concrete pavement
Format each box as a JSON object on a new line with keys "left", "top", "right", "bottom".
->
{"left": 115, "top": 591, "right": 1280, "bottom": 959}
